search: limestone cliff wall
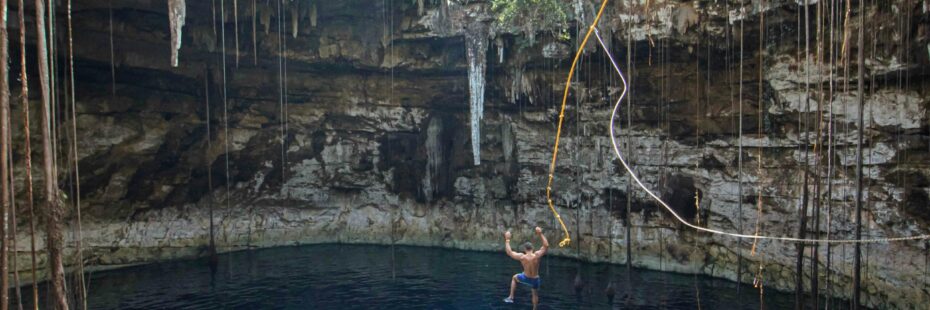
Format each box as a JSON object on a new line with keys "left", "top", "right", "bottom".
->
{"left": 5, "top": 0, "right": 930, "bottom": 308}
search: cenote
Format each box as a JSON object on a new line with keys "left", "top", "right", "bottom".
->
{"left": 26, "top": 245, "right": 810, "bottom": 309}
{"left": 3, "top": 0, "right": 930, "bottom": 309}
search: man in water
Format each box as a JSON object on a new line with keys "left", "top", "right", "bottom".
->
{"left": 503, "top": 226, "right": 548, "bottom": 308}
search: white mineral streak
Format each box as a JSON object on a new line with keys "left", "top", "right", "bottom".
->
{"left": 496, "top": 37, "right": 504, "bottom": 63}
{"left": 501, "top": 121, "right": 514, "bottom": 163}
{"left": 168, "top": 0, "right": 186, "bottom": 67}
{"left": 542, "top": 42, "right": 570, "bottom": 59}
{"left": 611, "top": 5, "right": 676, "bottom": 41}
{"left": 382, "top": 23, "right": 392, "bottom": 48}
{"left": 465, "top": 23, "right": 489, "bottom": 165}
{"left": 766, "top": 55, "right": 924, "bottom": 129}
{"left": 292, "top": 3, "right": 299, "bottom": 38}
{"left": 865, "top": 56, "right": 908, "bottom": 76}
{"left": 422, "top": 117, "right": 443, "bottom": 201}
{"left": 261, "top": 8, "right": 271, "bottom": 34}
{"left": 673, "top": 3, "right": 699, "bottom": 34}
{"left": 510, "top": 67, "right": 532, "bottom": 104}
{"left": 310, "top": 2, "right": 318, "bottom": 28}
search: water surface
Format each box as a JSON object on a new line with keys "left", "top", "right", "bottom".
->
{"left": 29, "top": 244, "right": 814, "bottom": 309}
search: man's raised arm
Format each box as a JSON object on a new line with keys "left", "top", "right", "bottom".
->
{"left": 504, "top": 230, "right": 522, "bottom": 260}
{"left": 535, "top": 227, "right": 549, "bottom": 256}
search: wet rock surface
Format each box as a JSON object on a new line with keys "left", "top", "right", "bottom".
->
{"left": 5, "top": 0, "right": 930, "bottom": 308}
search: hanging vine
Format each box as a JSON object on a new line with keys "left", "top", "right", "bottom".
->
{"left": 16, "top": 0, "right": 39, "bottom": 306}
{"left": 67, "top": 0, "right": 88, "bottom": 307}
{"left": 34, "top": 0, "right": 69, "bottom": 307}
{"left": 221, "top": 0, "right": 231, "bottom": 246}
{"left": 109, "top": 0, "right": 116, "bottom": 95}
{"left": 234, "top": 0, "right": 240, "bottom": 67}
{"left": 0, "top": 0, "right": 11, "bottom": 308}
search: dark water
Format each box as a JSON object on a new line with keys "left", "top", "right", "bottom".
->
{"left": 28, "top": 244, "right": 810, "bottom": 309}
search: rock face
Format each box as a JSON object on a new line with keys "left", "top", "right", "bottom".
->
{"left": 5, "top": 0, "right": 930, "bottom": 308}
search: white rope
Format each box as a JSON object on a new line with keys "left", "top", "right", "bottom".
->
{"left": 594, "top": 28, "right": 930, "bottom": 245}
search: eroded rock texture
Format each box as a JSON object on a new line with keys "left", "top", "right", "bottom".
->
{"left": 5, "top": 0, "right": 930, "bottom": 308}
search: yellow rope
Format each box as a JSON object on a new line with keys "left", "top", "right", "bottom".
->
{"left": 547, "top": 0, "right": 610, "bottom": 248}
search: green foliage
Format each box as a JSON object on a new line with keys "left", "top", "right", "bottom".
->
{"left": 491, "top": 0, "right": 571, "bottom": 42}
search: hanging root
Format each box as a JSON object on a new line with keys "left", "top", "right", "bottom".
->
{"left": 109, "top": 0, "right": 116, "bottom": 94}
{"left": 252, "top": 0, "right": 256, "bottom": 65}
{"left": 234, "top": 0, "right": 239, "bottom": 66}
{"left": 67, "top": 0, "right": 88, "bottom": 307}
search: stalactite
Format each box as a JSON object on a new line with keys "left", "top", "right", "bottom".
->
{"left": 464, "top": 23, "right": 488, "bottom": 166}
{"left": 509, "top": 67, "right": 532, "bottom": 105}
{"left": 0, "top": 0, "right": 10, "bottom": 308}
{"left": 422, "top": 117, "right": 442, "bottom": 202}
{"left": 291, "top": 1, "right": 298, "bottom": 38}
{"left": 261, "top": 5, "right": 270, "bottom": 34}
{"left": 502, "top": 121, "right": 514, "bottom": 163}
{"left": 168, "top": 0, "right": 186, "bottom": 67}
{"left": 496, "top": 37, "right": 504, "bottom": 64}
{"left": 437, "top": 0, "right": 449, "bottom": 35}
{"left": 34, "top": 0, "right": 68, "bottom": 307}
{"left": 309, "top": 2, "right": 317, "bottom": 28}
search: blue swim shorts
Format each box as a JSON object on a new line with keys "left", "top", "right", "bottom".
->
{"left": 516, "top": 273, "right": 541, "bottom": 289}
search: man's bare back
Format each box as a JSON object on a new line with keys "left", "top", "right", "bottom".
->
{"left": 516, "top": 248, "right": 542, "bottom": 277}
{"left": 503, "top": 227, "right": 549, "bottom": 309}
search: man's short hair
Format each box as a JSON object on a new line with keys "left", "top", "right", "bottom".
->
{"left": 523, "top": 242, "right": 533, "bottom": 251}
